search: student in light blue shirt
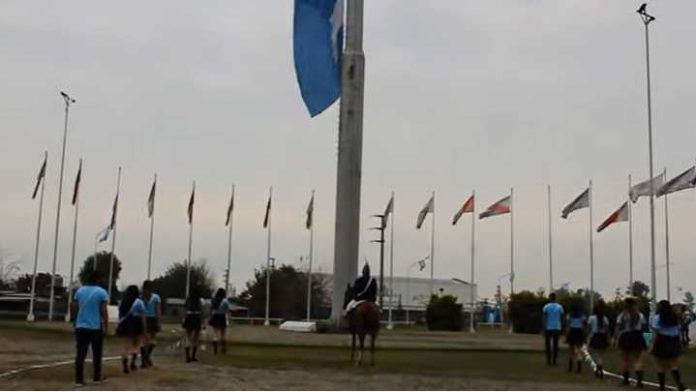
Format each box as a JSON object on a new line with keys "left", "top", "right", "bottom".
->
{"left": 588, "top": 300, "right": 610, "bottom": 379}
{"left": 208, "top": 288, "right": 231, "bottom": 355}
{"left": 651, "top": 300, "right": 687, "bottom": 391}
{"left": 115, "top": 285, "right": 146, "bottom": 374}
{"left": 72, "top": 271, "right": 108, "bottom": 386}
{"left": 140, "top": 280, "right": 161, "bottom": 368}
{"left": 542, "top": 293, "right": 564, "bottom": 365}
{"left": 565, "top": 299, "right": 587, "bottom": 374}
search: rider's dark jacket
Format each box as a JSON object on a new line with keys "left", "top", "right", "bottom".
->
{"left": 352, "top": 275, "right": 377, "bottom": 302}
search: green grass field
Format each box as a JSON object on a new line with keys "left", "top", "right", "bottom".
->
{"left": 0, "top": 320, "right": 693, "bottom": 390}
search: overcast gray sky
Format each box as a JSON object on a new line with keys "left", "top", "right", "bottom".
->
{"left": 1, "top": 1, "right": 695, "bottom": 301}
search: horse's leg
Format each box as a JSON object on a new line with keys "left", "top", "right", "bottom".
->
{"left": 358, "top": 333, "right": 365, "bottom": 367}
{"left": 369, "top": 333, "right": 376, "bottom": 367}
{"left": 351, "top": 331, "right": 356, "bottom": 364}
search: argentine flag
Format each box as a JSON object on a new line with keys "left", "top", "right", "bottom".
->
{"left": 293, "top": 0, "right": 344, "bottom": 117}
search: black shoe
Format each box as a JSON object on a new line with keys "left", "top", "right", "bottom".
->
{"left": 576, "top": 361, "right": 582, "bottom": 374}
{"left": 568, "top": 359, "right": 573, "bottom": 372}
{"left": 636, "top": 371, "right": 644, "bottom": 389}
{"left": 185, "top": 347, "right": 191, "bottom": 363}
{"left": 122, "top": 358, "right": 129, "bottom": 374}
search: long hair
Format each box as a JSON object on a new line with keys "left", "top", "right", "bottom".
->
{"left": 593, "top": 300, "right": 606, "bottom": 329}
{"left": 142, "top": 280, "right": 153, "bottom": 301}
{"left": 185, "top": 289, "right": 202, "bottom": 312}
{"left": 623, "top": 297, "right": 639, "bottom": 328}
{"left": 657, "top": 300, "right": 678, "bottom": 327}
{"left": 569, "top": 299, "right": 583, "bottom": 319}
{"left": 120, "top": 285, "right": 140, "bottom": 315}
{"left": 212, "top": 288, "right": 226, "bottom": 310}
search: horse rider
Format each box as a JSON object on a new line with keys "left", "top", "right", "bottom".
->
{"left": 345, "top": 263, "right": 378, "bottom": 313}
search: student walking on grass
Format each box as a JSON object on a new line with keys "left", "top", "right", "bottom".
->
{"left": 565, "top": 299, "right": 587, "bottom": 374}
{"left": 209, "top": 288, "right": 231, "bottom": 355}
{"left": 116, "top": 285, "right": 146, "bottom": 374}
{"left": 72, "top": 271, "right": 108, "bottom": 386}
{"left": 588, "top": 300, "right": 610, "bottom": 379}
{"left": 616, "top": 297, "right": 647, "bottom": 388}
{"left": 182, "top": 289, "right": 204, "bottom": 363}
{"left": 140, "top": 280, "right": 161, "bottom": 368}
{"left": 651, "top": 300, "right": 687, "bottom": 391}
{"left": 542, "top": 293, "right": 564, "bottom": 365}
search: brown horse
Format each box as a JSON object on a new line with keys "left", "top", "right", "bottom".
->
{"left": 344, "top": 285, "right": 381, "bottom": 366}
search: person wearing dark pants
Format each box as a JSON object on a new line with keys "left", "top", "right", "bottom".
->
{"left": 72, "top": 271, "right": 109, "bottom": 386}
{"left": 542, "top": 293, "right": 564, "bottom": 365}
{"left": 651, "top": 300, "right": 687, "bottom": 391}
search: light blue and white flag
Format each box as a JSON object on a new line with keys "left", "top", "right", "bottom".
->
{"left": 293, "top": 0, "right": 344, "bottom": 117}
{"left": 97, "top": 226, "right": 111, "bottom": 243}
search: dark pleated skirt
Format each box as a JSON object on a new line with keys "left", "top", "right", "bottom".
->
{"left": 589, "top": 333, "right": 609, "bottom": 350}
{"left": 146, "top": 317, "right": 160, "bottom": 333}
{"left": 116, "top": 316, "right": 144, "bottom": 337}
{"left": 619, "top": 330, "right": 647, "bottom": 352}
{"left": 208, "top": 313, "right": 227, "bottom": 330}
{"left": 652, "top": 334, "right": 681, "bottom": 359}
{"left": 182, "top": 314, "right": 202, "bottom": 332}
{"left": 566, "top": 327, "right": 585, "bottom": 346}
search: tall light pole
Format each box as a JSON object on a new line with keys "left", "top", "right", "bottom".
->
{"left": 48, "top": 91, "right": 75, "bottom": 321}
{"left": 369, "top": 214, "right": 386, "bottom": 308}
{"left": 637, "top": 3, "right": 657, "bottom": 309}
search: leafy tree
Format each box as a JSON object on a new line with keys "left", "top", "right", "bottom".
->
{"left": 683, "top": 291, "right": 694, "bottom": 313}
{"left": 151, "top": 260, "right": 215, "bottom": 301}
{"left": 628, "top": 280, "right": 650, "bottom": 298}
{"left": 235, "top": 264, "right": 328, "bottom": 320}
{"left": 16, "top": 273, "right": 55, "bottom": 295}
{"left": 77, "top": 251, "right": 122, "bottom": 304}
{"left": 509, "top": 290, "right": 548, "bottom": 334}
{"left": 426, "top": 294, "right": 463, "bottom": 331}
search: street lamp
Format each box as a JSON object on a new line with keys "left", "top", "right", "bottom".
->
{"left": 264, "top": 256, "right": 276, "bottom": 326}
{"left": 369, "top": 214, "right": 386, "bottom": 308}
{"left": 637, "top": 3, "right": 657, "bottom": 312}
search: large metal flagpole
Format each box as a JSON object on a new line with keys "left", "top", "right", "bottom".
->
{"left": 638, "top": 4, "right": 657, "bottom": 310}
{"left": 469, "top": 190, "right": 476, "bottom": 333}
{"left": 306, "top": 190, "right": 315, "bottom": 322}
{"left": 226, "top": 184, "right": 235, "bottom": 294}
{"left": 107, "top": 167, "right": 121, "bottom": 302}
{"left": 65, "top": 159, "right": 82, "bottom": 322}
{"left": 48, "top": 92, "right": 75, "bottom": 321}
{"left": 147, "top": 173, "right": 157, "bottom": 280}
{"left": 589, "top": 180, "right": 595, "bottom": 311}
{"left": 330, "top": 0, "right": 365, "bottom": 326}
{"left": 509, "top": 187, "right": 514, "bottom": 295}
{"left": 429, "top": 192, "right": 435, "bottom": 294}
{"left": 547, "top": 185, "right": 554, "bottom": 293}
{"left": 265, "top": 187, "right": 273, "bottom": 327}
{"left": 27, "top": 151, "right": 47, "bottom": 322}
{"left": 663, "top": 168, "right": 671, "bottom": 302}
{"left": 628, "top": 174, "right": 634, "bottom": 292}
{"left": 185, "top": 181, "right": 195, "bottom": 299}
{"left": 388, "top": 191, "right": 395, "bottom": 329}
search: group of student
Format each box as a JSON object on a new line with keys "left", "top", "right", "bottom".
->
{"left": 542, "top": 293, "right": 689, "bottom": 391}
{"left": 70, "top": 270, "right": 232, "bottom": 386}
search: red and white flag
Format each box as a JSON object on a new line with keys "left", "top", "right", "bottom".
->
{"left": 452, "top": 195, "right": 474, "bottom": 225}
{"left": 479, "top": 195, "right": 510, "bottom": 219}
{"left": 561, "top": 188, "right": 589, "bottom": 219}
{"left": 597, "top": 202, "right": 629, "bottom": 232}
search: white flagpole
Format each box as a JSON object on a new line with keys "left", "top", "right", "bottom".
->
{"left": 226, "top": 184, "right": 235, "bottom": 294}
{"left": 387, "top": 191, "right": 395, "bottom": 329}
{"left": 510, "top": 187, "right": 514, "bottom": 295}
{"left": 93, "top": 234, "right": 99, "bottom": 273}
{"left": 107, "top": 167, "right": 122, "bottom": 302}
{"left": 65, "top": 159, "right": 82, "bottom": 322}
{"left": 429, "top": 192, "right": 435, "bottom": 294}
{"left": 48, "top": 92, "right": 74, "bottom": 322}
{"left": 547, "top": 184, "right": 553, "bottom": 293}
{"left": 306, "top": 190, "right": 314, "bottom": 322}
{"left": 469, "top": 190, "right": 476, "bottom": 333}
{"left": 28, "top": 151, "right": 47, "bottom": 322}
{"left": 185, "top": 181, "right": 195, "bottom": 299}
{"left": 663, "top": 168, "right": 671, "bottom": 302}
{"left": 628, "top": 174, "right": 634, "bottom": 292}
{"left": 589, "top": 180, "right": 594, "bottom": 311}
{"left": 265, "top": 187, "right": 273, "bottom": 327}
{"left": 147, "top": 173, "right": 157, "bottom": 280}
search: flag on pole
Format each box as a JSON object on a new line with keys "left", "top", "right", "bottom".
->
{"left": 306, "top": 193, "right": 314, "bottom": 230}
{"left": 418, "top": 258, "right": 427, "bottom": 271}
{"left": 656, "top": 166, "right": 696, "bottom": 197}
{"left": 71, "top": 159, "right": 82, "bottom": 205}
{"left": 187, "top": 184, "right": 195, "bottom": 224}
{"left": 293, "top": 0, "right": 344, "bottom": 117}
{"left": 629, "top": 173, "right": 664, "bottom": 203}
{"left": 147, "top": 177, "right": 156, "bottom": 217}
{"left": 561, "top": 188, "right": 589, "bottom": 219}
{"left": 416, "top": 196, "right": 434, "bottom": 229}
{"left": 109, "top": 193, "right": 119, "bottom": 229}
{"left": 384, "top": 194, "right": 394, "bottom": 220}
{"left": 452, "top": 195, "right": 474, "bottom": 225}
{"left": 225, "top": 187, "right": 234, "bottom": 227}
{"left": 32, "top": 155, "right": 47, "bottom": 199}
{"left": 597, "top": 202, "right": 629, "bottom": 232}
{"left": 263, "top": 192, "right": 272, "bottom": 228}
{"left": 97, "top": 226, "right": 110, "bottom": 243}
{"left": 479, "top": 195, "right": 511, "bottom": 219}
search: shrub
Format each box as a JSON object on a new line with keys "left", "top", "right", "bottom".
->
{"left": 508, "top": 291, "right": 547, "bottom": 334}
{"left": 426, "top": 294, "right": 463, "bottom": 331}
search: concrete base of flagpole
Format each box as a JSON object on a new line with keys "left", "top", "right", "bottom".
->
{"left": 26, "top": 314, "right": 35, "bottom": 322}
{"left": 264, "top": 320, "right": 270, "bottom": 327}
{"left": 386, "top": 323, "right": 393, "bottom": 330}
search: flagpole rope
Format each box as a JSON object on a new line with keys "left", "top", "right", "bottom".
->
{"left": 580, "top": 345, "right": 686, "bottom": 391}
